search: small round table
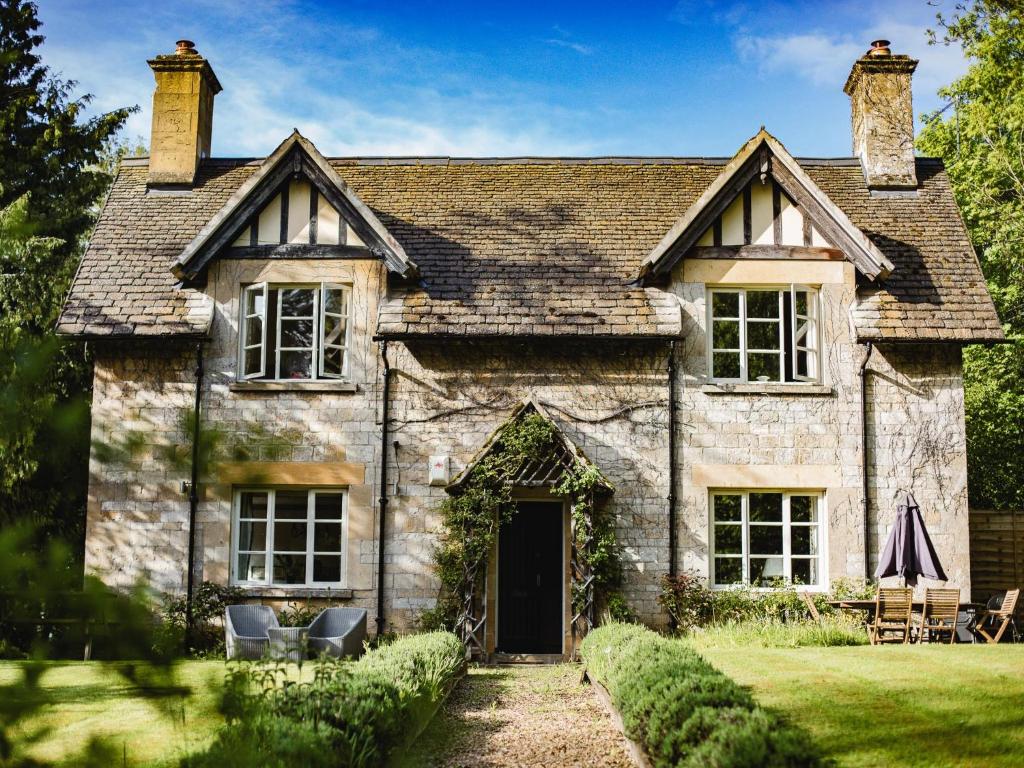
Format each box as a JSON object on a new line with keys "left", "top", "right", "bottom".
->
{"left": 268, "top": 627, "right": 309, "bottom": 662}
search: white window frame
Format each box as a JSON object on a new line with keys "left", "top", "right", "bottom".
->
{"left": 709, "top": 490, "right": 826, "bottom": 591}
{"left": 318, "top": 282, "right": 351, "bottom": 379}
{"left": 706, "top": 286, "right": 822, "bottom": 384}
{"left": 237, "top": 282, "right": 353, "bottom": 382}
{"left": 230, "top": 487, "right": 348, "bottom": 588}
{"left": 240, "top": 282, "right": 268, "bottom": 379}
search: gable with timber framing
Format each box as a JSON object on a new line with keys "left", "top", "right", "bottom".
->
{"left": 171, "top": 130, "right": 417, "bottom": 281}
{"left": 638, "top": 128, "right": 893, "bottom": 282}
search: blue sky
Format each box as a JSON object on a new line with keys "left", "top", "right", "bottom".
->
{"left": 37, "top": 0, "right": 968, "bottom": 158}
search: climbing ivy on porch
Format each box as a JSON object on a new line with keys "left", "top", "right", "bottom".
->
{"left": 426, "top": 408, "right": 626, "bottom": 656}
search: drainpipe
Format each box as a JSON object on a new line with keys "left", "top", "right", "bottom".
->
{"left": 859, "top": 341, "right": 874, "bottom": 582}
{"left": 185, "top": 339, "right": 205, "bottom": 649}
{"left": 375, "top": 340, "right": 391, "bottom": 637}
{"left": 667, "top": 341, "right": 678, "bottom": 581}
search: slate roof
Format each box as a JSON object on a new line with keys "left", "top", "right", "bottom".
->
{"left": 57, "top": 155, "right": 1003, "bottom": 343}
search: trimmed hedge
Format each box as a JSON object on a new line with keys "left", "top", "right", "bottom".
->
{"left": 183, "top": 631, "right": 465, "bottom": 768}
{"left": 581, "top": 624, "right": 824, "bottom": 768}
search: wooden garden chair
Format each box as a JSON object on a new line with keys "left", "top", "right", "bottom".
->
{"left": 868, "top": 587, "right": 912, "bottom": 645}
{"left": 917, "top": 588, "right": 959, "bottom": 644}
{"left": 975, "top": 589, "right": 1020, "bottom": 644}
{"left": 799, "top": 591, "right": 821, "bottom": 623}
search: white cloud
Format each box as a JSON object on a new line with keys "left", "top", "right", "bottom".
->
{"left": 735, "top": 32, "right": 863, "bottom": 87}
{"left": 542, "top": 38, "right": 593, "bottom": 55}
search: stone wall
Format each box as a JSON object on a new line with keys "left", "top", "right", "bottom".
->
{"left": 84, "top": 255, "right": 972, "bottom": 632}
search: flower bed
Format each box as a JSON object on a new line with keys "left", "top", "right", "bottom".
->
{"left": 184, "top": 631, "right": 465, "bottom": 768}
{"left": 581, "top": 624, "right": 823, "bottom": 768}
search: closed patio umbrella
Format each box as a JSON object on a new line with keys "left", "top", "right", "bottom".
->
{"left": 874, "top": 493, "right": 947, "bottom": 587}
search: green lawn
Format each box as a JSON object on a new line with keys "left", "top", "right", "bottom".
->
{"left": 698, "top": 644, "right": 1024, "bottom": 768}
{"left": 0, "top": 660, "right": 225, "bottom": 767}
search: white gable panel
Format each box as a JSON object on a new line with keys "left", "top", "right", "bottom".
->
{"left": 257, "top": 193, "right": 282, "bottom": 245}
{"left": 287, "top": 180, "right": 312, "bottom": 243}
{"left": 811, "top": 226, "right": 831, "bottom": 247}
{"left": 697, "top": 227, "right": 714, "bottom": 246}
{"left": 318, "top": 196, "right": 340, "bottom": 245}
{"left": 348, "top": 226, "right": 365, "bottom": 247}
{"left": 751, "top": 182, "right": 773, "bottom": 245}
{"left": 779, "top": 195, "right": 802, "bottom": 245}
{"left": 721, "top": 195, "right": 744, "bottom": 245}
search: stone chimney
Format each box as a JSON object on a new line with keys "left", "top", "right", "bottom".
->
{"left": 843, "top": 40, "right": 918, "bottom": 189}
{"left": 147, "top": 40, "right": 222, "bottom": 187}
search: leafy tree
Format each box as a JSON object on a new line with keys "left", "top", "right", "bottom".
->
{"left": 0, "top": 1, "right": 136, "bottom": 543}
{"left": 918, "top": 0, "right": 1024, "bottom": 509}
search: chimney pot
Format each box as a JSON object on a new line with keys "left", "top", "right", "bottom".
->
{"left": 844, "top": 42, "right": 918, "bottom": 189}
{"left": 175, "top": 39, "right": 198, "bottom": 55}
{"left": 868, "top": 39, "right": 891, "bottom": 57}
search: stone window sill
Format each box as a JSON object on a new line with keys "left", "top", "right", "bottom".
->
{"left": 232, "top": 586, "right": 355, "bottom": 600}
{"left": 229, "top": 380, "right": 358, "bottom": 393}
{"left": 701, "top": 383, "right": 833, "bottom": 396}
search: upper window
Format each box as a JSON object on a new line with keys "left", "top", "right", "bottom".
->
{"left": 232, "top": 488, "right": 347, "bottom": 587}
{"left": 711, "top": 491, "right": 823, "bottom": 588}
{"left": 707, "top": 286, "right": 820, "bottom": 383}
{"left": 240, "top": 283, "right": 351, "bottom": 381}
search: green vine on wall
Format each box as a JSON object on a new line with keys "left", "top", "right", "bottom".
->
{"left": 426, "top": 409, "right": 628, "bottom": 630}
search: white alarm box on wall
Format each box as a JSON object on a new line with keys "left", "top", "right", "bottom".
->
{"left": 428, "top": 455, "right": 450, "bottom": 486}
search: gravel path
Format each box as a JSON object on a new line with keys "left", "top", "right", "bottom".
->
{"left": 405, "top": 664, "right": 634, "bottom": 768}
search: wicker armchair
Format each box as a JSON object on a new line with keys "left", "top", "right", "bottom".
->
{"left": 225, "top": 604, "right": 279, "bottom": 660}
{"left": 307, "top": 608, "right": 367, "bottom": 658}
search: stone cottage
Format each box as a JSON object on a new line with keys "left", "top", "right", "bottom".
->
{"left": 58, "top": 39, "right": 1003, "bottom": 658}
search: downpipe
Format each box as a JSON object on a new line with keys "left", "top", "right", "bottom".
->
{"left": 859, "top": 341, "right": 874, "bottom": 582}
{"left": 375, "top": 340, "right": 391, "bottom": 637}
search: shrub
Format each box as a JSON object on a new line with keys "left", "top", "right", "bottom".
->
{"left": 581, "top": 623, "right": 823, "bottom": 768}
{"left": 184, "top": 631, "right": 465, "bottom": 768}
{"left": 159, "top": 581, "right": 245, "bottom": 656}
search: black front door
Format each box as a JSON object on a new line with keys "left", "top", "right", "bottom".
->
{"left": 497, "top": 501, "right": 563, "bottom": 654}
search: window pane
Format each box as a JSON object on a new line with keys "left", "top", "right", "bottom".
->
{"left": 244, "top": 347, "right": 263, "bottom": 376}
{"left": 238, "top": 521, "right": 267, "bottom": 551}
{"left": 712, "top": 352, "right": 741, "bottom": 379}
{"left": 750, "top": 525, "right": 783, "bottom": 555}
{"left": 712, "top": 320, "right": 740, "bottom": 349}
{"left": 245, "top": 288, "right": 264, "bottom": 316}
{"left": 280, "top": 349, "right": 313, "bottom": 379}
{"left": 792, "top": 558, "right": 818, "bottom": 586}
{"left": 274, "top": 521, "right": 307, "bottom": 551}
{"left": 713, "top": 495, "right": 742, "bottom": 522}
{"left": 324, "top": 288, "right": 348, "bottom": 315}
{"left": 791, "top": 526, "right": 818, "bottom": 556}
{"left": 281, "top": 319, "right": 314, "bottom": 348}
{"left": 272, "top": 554, "right": 306, "bottom": 584}
{"left": 746, "top": 321, "right": 780, "bottom": 351}
{"left": 712, "top": 292, "right": 739, "bottom": 317}
{"left": 795, "top": 290, "right": 809, "bottom": 316}
{"left": 313, "top": 555, "right": 341, "bottom": 583}
{"left": 323, "top": 314, "right": 346, "bottom": 347}
{"left": 790, "top": 496, "right": 817, "bottom": 523}
{"left": 315, "top": 493, "right": 344, "bottom": 520}
{"left": 796, "top": 349, "right": 808, "bottom": 378}
{"left": 747, "top": 352, "right": 780, "bottom": 382}
{"left": 240, "top": 492, "right": 269, "bottom": 519}
{"left": 275, "top": 491, "right": 308, "bottom": 519}
{"left": 747, "top": 290, "right": 779, "bottom": 318}
{"left": 237, "top": 552, "right": 266, "bottom": 581}
{"left": 314, "top": 523, "right": 342, "bottom": 552}
{"left": 749, "top": 493, "right": 782, "bottom": 522}
{"left": 714, "top": 524, "right": 741, "bottom": 554}
{"left": 322, "top": 346, "right": 344, "bottom": 377}
{"left": 714, "top": 558, "right": 742, "bottom": 585}
{"left": 750, "top": 557, "right": 785, "bottom": 586}
{"left": 280, "top": 288, "right": 314, "bottom": 317}
{"left": 244, "top": 316, "right": 263, "bottom": 347}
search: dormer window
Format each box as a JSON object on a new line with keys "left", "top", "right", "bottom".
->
{"left": 231, "top": 180, "right": 366, "bottom": 248}
{"left": 707, "top": 285, "right": 820, "bottom": 383}
{"left": 240, "top": 282, "right": 351, "bottom": 381}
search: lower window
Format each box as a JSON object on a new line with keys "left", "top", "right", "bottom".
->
{"left": 711, "top": 491, "right": 823, "bottom": 588}
{"left": 232, "top": 488, "right": 346, "bottom": 587}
